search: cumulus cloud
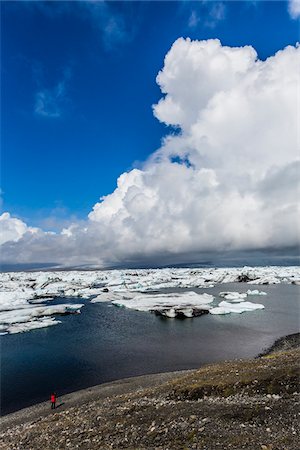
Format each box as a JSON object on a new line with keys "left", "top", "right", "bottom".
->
{"left": 288, "top": 0, "right": 300, "bottom": 19}
{"left": 1, "top": 39, "right": 299, "bottom": 267}
{"left": 0, "top": 213, "right": 38, "bottom": 246}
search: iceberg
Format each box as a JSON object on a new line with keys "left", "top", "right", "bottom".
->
{"left": 247, "top": 276, "right": 280, "bottom": 285}
{"left": 5, "top": 317, "right": 61, "bottom": 334}
{"left": 111, "top": 291, "right": 214, "bottom": 318}
{"left": 91, "top": 291, "right": 136, "bottom": 303}
{"left": 0, "top": 291, "right": 37, "bottom": 311}
{"left": 219, "top": 292, "right": 248, "bottom": 301}
{"left": 0, "top": 303, "right": 84, "bottom": 334}
{"left": 218, "top": 290, "right": 267, "bottom": 301}
{"left": 246, "top": 289, "right": 267, "bottom": 296}
{"left": 210, "top": 301, "right": 265, "bottom": 315}
{"left": 0, "top": 265, "right": 298, "bottom": 332}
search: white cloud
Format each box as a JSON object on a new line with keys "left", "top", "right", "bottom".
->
{"left": 0, "top": 213, "right": 38, "bottom": 246}
{"left": 207, "top": 2, "right": 226, "bottom": 28}
{"left": 188, "top": 10, "right": 201, "bottom": 29}
{"left": 1, "top": 39, "right": 299, "bottom": 267}
{"left": 34, "top": 80, "right": 66, "bottom": 118}
{"left": 288, "top": 0, "right": 300, "bottom": 19}
{"left": 31, "top": 0, "right": 137, "bottom": 51}
{"left": 188, "top": 2, "right": 226, "bottom": 30}
{"left": 81, "top": 1, "right": 135, "bottom": 50}
{"left": 34, "top": 66, "right": 71, "bottom": 118}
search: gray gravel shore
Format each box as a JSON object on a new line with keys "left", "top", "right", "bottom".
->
{"left": 1, "top": 333, "right": 299, "bottom": 449}
{"left": 1, "top": 370, "right": 192, "bottom": 431}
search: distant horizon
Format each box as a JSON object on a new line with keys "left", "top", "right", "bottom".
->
{"left": 1, "top": 248, "right": 299, "bottom": 273}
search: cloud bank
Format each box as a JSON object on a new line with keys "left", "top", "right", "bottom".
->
{"left": 0, "top": 213, "right": 38, "bottom": 246}
{"left": 1, "top": 39, "right": 299, "bottom": 267}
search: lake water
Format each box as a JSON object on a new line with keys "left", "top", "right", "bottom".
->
{"left": 1, "top": 282, "right": 299, "bottom": 415}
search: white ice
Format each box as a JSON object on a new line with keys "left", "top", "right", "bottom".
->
{"left": 0, "top": 303, "right": 84, "bottom": 334}
{"left": 210, "top": 301, "right": 265, "bottom": 315}
{"left": 5, "top": 317, "right": 61, "bottom": 334}
{"left": 246, "top": 289, "right": 267, "bottom": 296}
{"left": 219, "top": 292, "right": 248, "bottom": 301}
{"left": 112, "top": 292, "right": 214, "bottom": 311}
{"left": 0, "top": 265, "right": 298, "bottom": 332}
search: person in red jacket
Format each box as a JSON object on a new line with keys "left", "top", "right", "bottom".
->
{"left": 50, "top": 392, "right": 56, "bottom": 409}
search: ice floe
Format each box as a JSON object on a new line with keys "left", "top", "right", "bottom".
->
{"left": 219, "top": 292, "right": 248, "bottom": 301}
{"left": 210, "top": 301, "right": 265, "bottom": 315}
{"left": 111, "top": 292, "right": 214, "bottom": 318}
{"left": 3, "top": 317, "right": 60, "bottom": 334}
{"left": 246, "top": 289, "right": 267, "bottom": 296}
{"left": 0, "top": 265, "right": 299, "bottom": 332}
{"left": 0, "top": 303, "right": 84, "bottom": 335}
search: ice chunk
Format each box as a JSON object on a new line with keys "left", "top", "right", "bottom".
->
{"left": 210, "top": 301, "right": 265, "bottom": 315}
{"left": 0, "top": 291, "right": 36, "bottom": 311}
{"left": 0, "top": 303, "right": 84, "bottom": 324}
{"left": 165, "top": 308, "right": 176, "bottom": 318}
{"left": 219, "top": 292, "right": 247, "bottom": 301}
{"left": 91, "top": 291, "right": 136, "bottom": 303}
{"left": 246, "top": 289, "right": 267, "bottom": 296}
{"left": 111, "top": 291, "right": 214, "bottom": 315}
{"left": 247, "top": 276, "right": 280, "bottom": 285}
{"left": 179, "top": 308, "right": 194, "bottom": 318}
{"left": 7, "top": 317, "right": 61, "bottom": 334}
{"left": 0, "top": 304, "right": 84, "bottom": 334}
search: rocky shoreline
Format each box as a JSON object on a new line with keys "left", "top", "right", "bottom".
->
{"left": 1, "top": 333, "right": 299, "bottom": 449}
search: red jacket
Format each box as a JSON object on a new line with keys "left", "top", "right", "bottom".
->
{"left": 51, "top": 394, "right": 56, "bottom": 403}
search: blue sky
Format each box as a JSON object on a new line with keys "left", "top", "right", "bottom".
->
{"left": 2, "top": 1, "right": 299, "bottom": 230}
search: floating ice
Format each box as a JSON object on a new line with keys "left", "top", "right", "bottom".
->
{"left": 91, "top": 291, "right": 136, "bottom": 303}
{"left": 0, "top": 300, "right": 84, "bottom": 334}
{"left": 111, "top": 291, "right": 214, "bottom": 318}
{"left": 0, "top": 291, "right": 37, "bottom": 311}
{"left": 111, "top": 291, "right": 214, "bottom": 310}
{"left": 110, "top": 291, "right": 265, "bottom": 318}
{"left": 246, "top": 289, "right": 267, "bottom": 296}
{"left": 210, "top": 301, "right": 265, "bottom": 315}
{"left": 247, "top": 276, "right": 280, "bottom": 285}
{"left": 0, "top": 265, "right": 298, "bottom": 332}
{"left": 5, "top": 317, "right": 61, "bottom": 334}
{"left": 219, "top": 292, "right": 248, "bottom": 301}
{"left": 0, "top": 303, "right": 84, "bottom": 324}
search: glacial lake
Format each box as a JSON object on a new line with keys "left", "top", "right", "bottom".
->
{"left": 1, "top": 282, "right": 299, "bottom": 414}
